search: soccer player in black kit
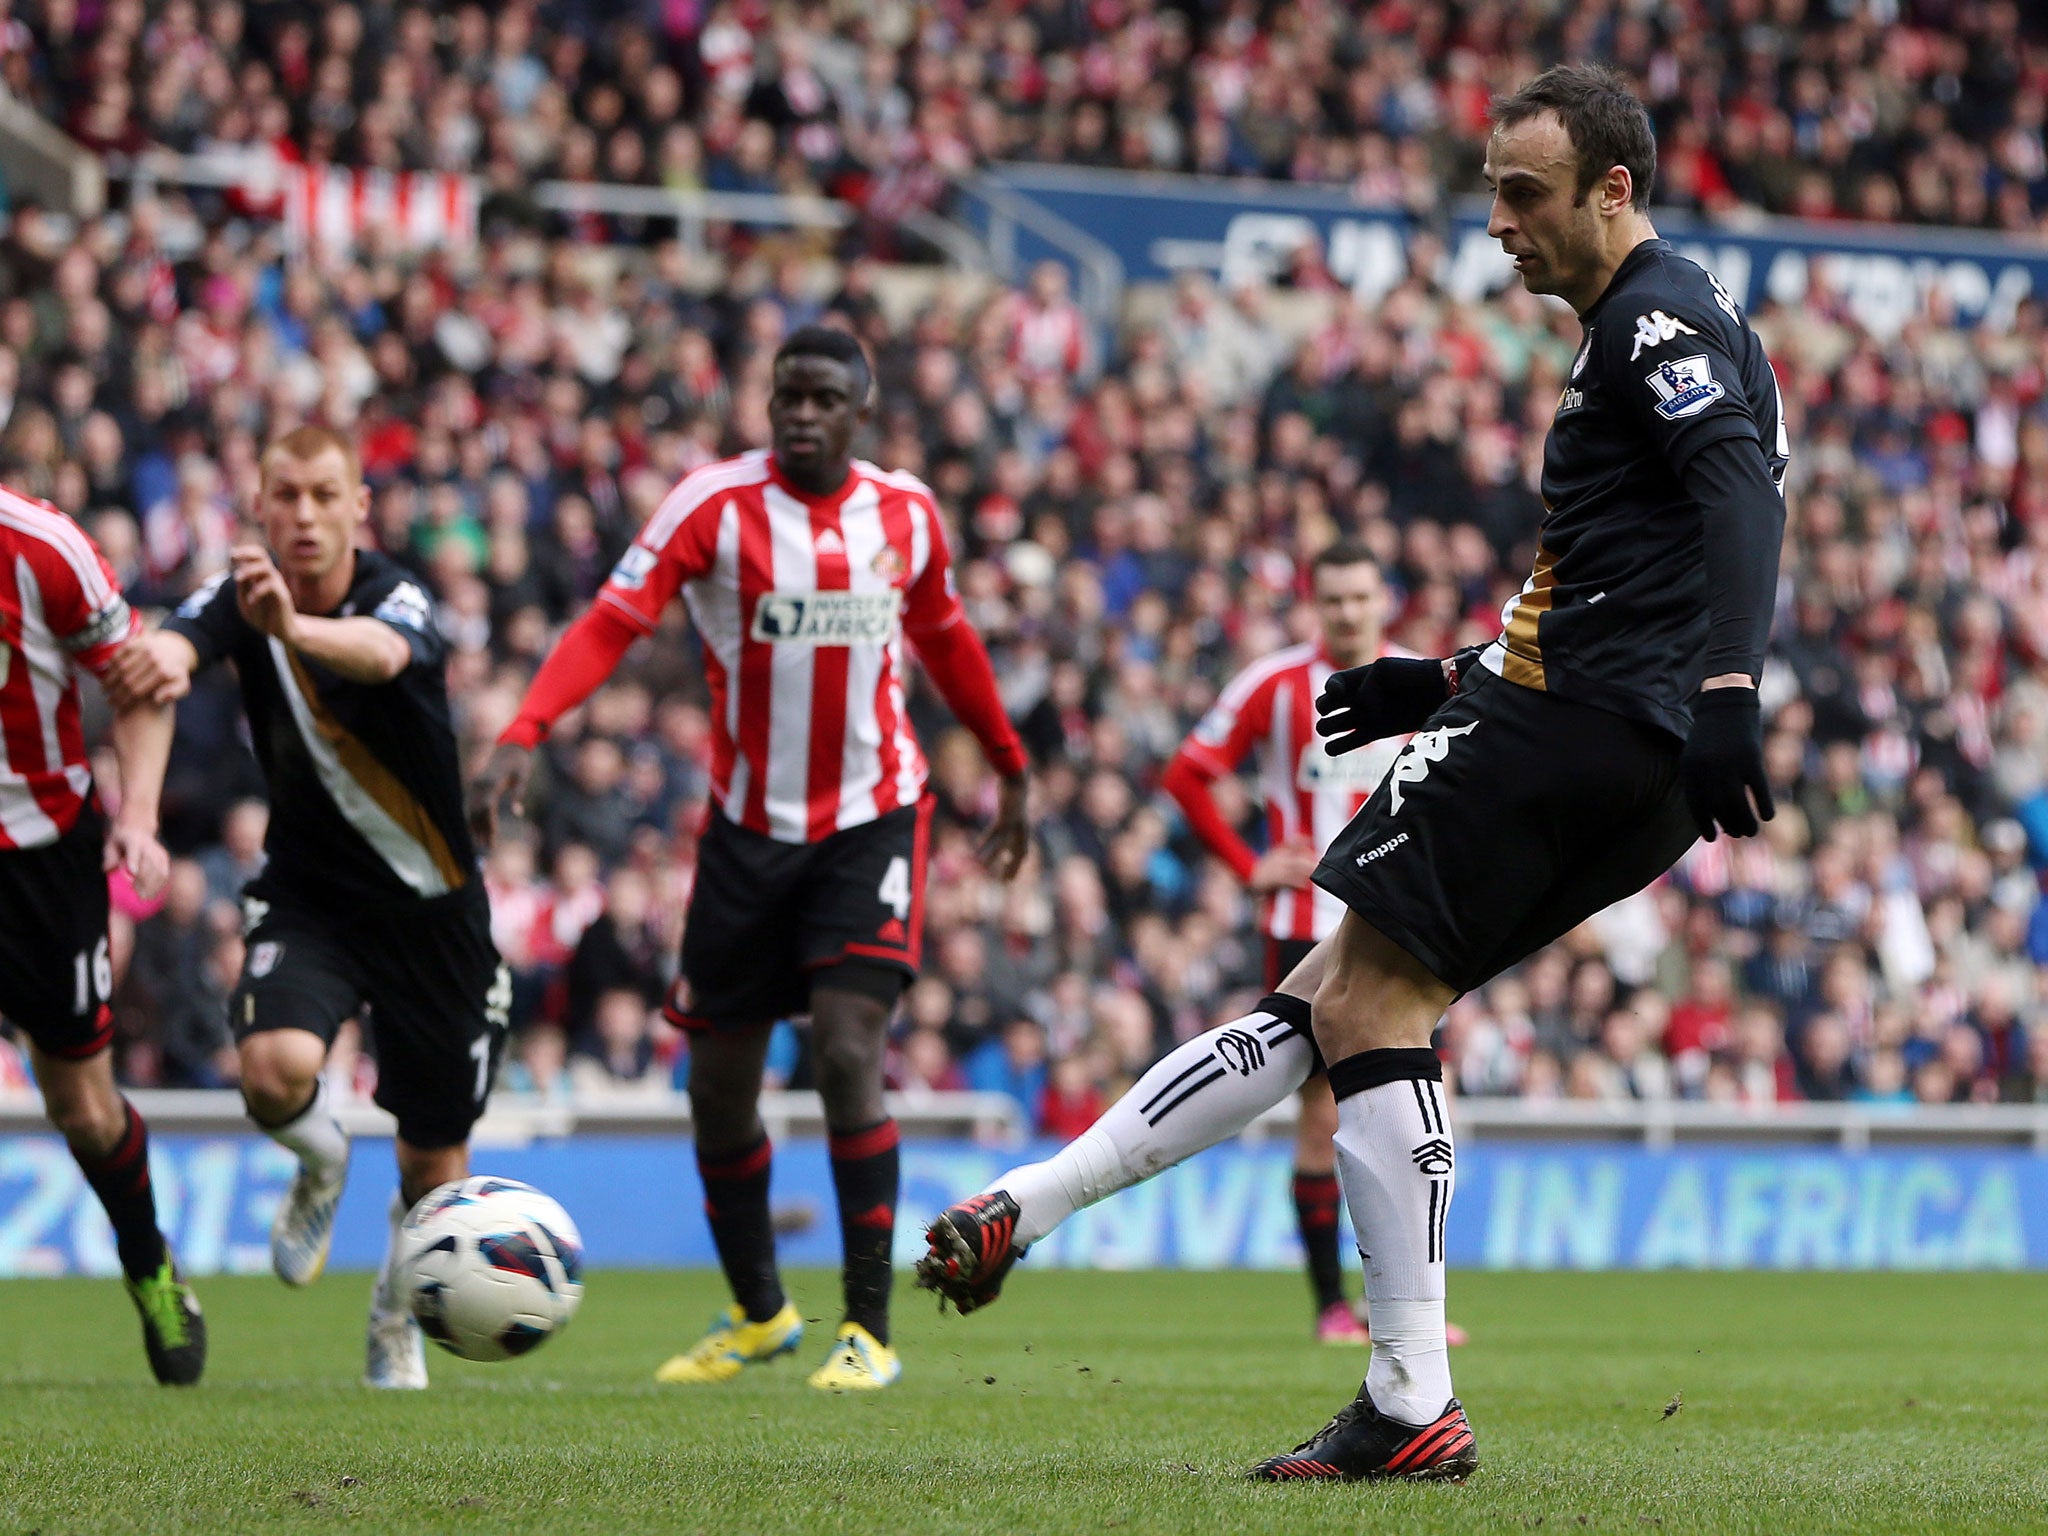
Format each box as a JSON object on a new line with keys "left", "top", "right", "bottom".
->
{"left": 1245, "top": 65, "right": 1788, "bottom": 1481}
{"left": 106, "top": 426, "right": 510, "bottom": 1390}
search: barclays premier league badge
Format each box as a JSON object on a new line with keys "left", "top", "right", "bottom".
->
{"left": 1645, "top": 354, "right": 1726, "bottom": 420}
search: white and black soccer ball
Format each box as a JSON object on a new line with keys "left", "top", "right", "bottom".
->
{"left": 401, "top": 1176, "right": 584, "bottom": 1362}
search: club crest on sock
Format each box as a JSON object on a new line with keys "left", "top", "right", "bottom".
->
{"left": 1410, "top": 1138, "right": 1455, "bottom": 1176}
{"left": 1214, "top": 1028, "right": 1267, "bottom": 1076}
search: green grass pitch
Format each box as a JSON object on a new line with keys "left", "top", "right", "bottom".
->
{"left": 2, "top": 1267, "right": 2044, "bottom": 1534}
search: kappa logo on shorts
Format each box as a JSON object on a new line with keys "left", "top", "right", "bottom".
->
{"left": 1214, "top": 1028, "right": 1267, "bottom": 1077}
{"left": 1385, "top": 722, "right": 1477, "bottom": 814}
{"left": 249, "top": 941, "right": 283, "bottom": 978}
{"left": 1410, "top": 1137, "right": 1455, "bottom": 1176}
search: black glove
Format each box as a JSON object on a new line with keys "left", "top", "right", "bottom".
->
{"left": 1314, "top": 656, "right": 1448, "bottom": 755}
{"left": 1679, "top": 687, "right": 1776, "bottom": 841}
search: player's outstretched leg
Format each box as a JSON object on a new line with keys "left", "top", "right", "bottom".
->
{"left": 35, "top": 1044, "right": 205, "bottom": 1385}
{"left": 366, "top": 1188, "right": 428, "bottom": 1389}
{"left": 660, "top": 1026, "right": 804, "bottom": 1384}
{"left": 806, "top": 979, "right": 902, "bottom": 1391}
{"left": 918, "top": 992, "right": 1318, "bottom": 1314}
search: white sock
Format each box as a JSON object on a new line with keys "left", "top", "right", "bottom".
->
{"left": 1330, "top": 1053, "right": 1455, "bottom": 1426}
{"left": 262, "top": 1076, "right": 347, "bottom": 1179}
{"left": 995, "top": 996, "right": 1316, "bottom": 1246}
{"left": 370, "top": 1189, "right": 409, "bottom": 1319}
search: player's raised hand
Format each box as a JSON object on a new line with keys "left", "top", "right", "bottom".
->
{"left": 978, "top": 769, "right": 1032, "bottom": 882}
{"left": 232, "top": 543, "right": 298, "bottom": 641}
{"left": 1315, "top": 656, "right": 1450, "bottom": 755}
{"left": 1679, "top": 685, "right": 1775, "bottom": 841}
{"left": 103, "top": 817, "right": 171, "bottom": 901}
{"left": 467, "top": 741, "right": 534, "bottom": 847}
{"left": 102, "top": 629, "right": 195, "bottom": 708}
{"left": 1249, "top": 840, "right": 1321, "bottom": 892}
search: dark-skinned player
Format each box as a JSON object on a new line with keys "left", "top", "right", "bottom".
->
{"left": 469, "top": 327, "right": 1031, "bottom": 1391}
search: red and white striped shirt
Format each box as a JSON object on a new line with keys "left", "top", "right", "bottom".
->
{"left": 1175, "top": 642, "right": 1414, "bottom": 941}
{"left": 1009, "top": 295, "right": 1091, "bottom": 381}
{"left": 0, "top": 489, "right": 138, "bottom": 849}
{"left": 596, "top": 450, "right": 1020, "bottom": 844}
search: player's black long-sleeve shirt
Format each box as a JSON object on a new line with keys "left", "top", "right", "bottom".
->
{"left": 166, "top": 550, "right": 478, "bottom": 907}
{"left": 1478, "top": 238, "right": 1789, "bottom": 740}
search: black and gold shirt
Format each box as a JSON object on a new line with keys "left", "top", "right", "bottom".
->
{"left": 1481, "top": 238, "right": 1789, "bottom": 740}
{"left": 168, "top": 549, "right": 475, "bottom": 905}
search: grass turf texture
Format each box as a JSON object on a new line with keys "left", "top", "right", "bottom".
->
{"left": 1, "top": 1269, "right": 2044, "bottom": 1534}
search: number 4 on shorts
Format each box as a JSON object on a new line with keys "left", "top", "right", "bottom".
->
{"left": 877, "top": 856, "right": 911, "bottom": 921}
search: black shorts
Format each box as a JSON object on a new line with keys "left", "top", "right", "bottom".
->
{"left": 1315, "top": 666, "right": 1695, "bottom": 996}
{"left": 234, "top": 880, "right": 510, "bottom": 1149}
{"left": 1263, "top": 936, "right": 1319, "bottom": 993}
{"left": 0, "top": 810, "right": 114, "bottom": 1061}
{"left": 666, "top": 800, "right": 931, "bottom": 1030}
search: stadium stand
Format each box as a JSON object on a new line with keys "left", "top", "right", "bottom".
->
{"left": 0, "top": 1, "right": 2040, "bottom": 1133}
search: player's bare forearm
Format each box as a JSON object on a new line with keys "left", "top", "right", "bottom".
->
{"left": 104, "top": 695, "right": 175, "bottom": 899}
{"left": 108, "top": 696, "right": 175, "bottom": 833}
{"left": 101, "top": 628, "right": 199, "bottom": 709}
{"left": 286, "top": 614, "right": 413, "bottom": 683}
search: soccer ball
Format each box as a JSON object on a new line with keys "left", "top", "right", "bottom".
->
{"left": 401, "top": 1176, "right": 584, "bottom": 1362}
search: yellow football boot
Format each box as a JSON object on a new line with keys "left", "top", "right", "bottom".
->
{"left": 654, "top": 1302, "right": 804, "bottom": 1384}
{"left": 805, "top": 1322, "right": 901, "bottom": 1392}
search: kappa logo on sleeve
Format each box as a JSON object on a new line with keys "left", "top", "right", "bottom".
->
{"left": 1628, "top": 309, "right": 1699, "bottom": 361}
{"left": 1645, "top": 355, "right": 1727, "bottom": 420}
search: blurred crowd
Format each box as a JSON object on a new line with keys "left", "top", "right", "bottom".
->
{"left": 0, "top": 1, "right": 2043, "bottom": 1135}
{"left": 2, "top": 1, "right": 2047, "bottom": 236}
